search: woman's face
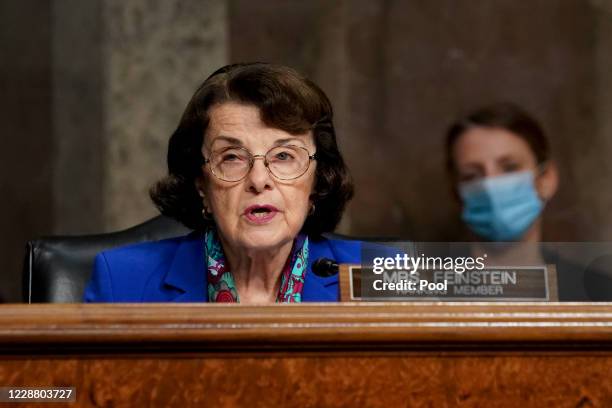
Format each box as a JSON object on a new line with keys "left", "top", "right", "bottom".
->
{"left": 451, "top": 126, "right": 538, "bottom": 182}
{"left": 199, "top": 102, "right": 317, "bottom": 252}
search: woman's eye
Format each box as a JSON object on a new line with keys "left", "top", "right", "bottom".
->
{"left": 457, "top": 168, "right": 484, "bottom": 182}
{"left": 221, "top": 153, "right": 244, "bottom": 162}
{"left": 460, "top": 174, "right": 478, "bottom": 182}
{"left": 274, "top": 151, "right": 295, "bottom": 161}
{"left": 501, "top": 162, "right": 521, "bottom": 173}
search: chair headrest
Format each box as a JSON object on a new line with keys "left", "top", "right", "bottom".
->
{"left": 23, "top": 216, "right": 190, "bottom": 303}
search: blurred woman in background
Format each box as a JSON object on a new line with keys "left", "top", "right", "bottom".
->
{"left": 444, "top": 103, "right": 603, "bottom": 300}
{"left": 445, "top": 102, "right": 559, "bottom": 242}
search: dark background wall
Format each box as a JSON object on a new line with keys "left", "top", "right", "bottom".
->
{"left": 0, "top": 0, "right": 227, "bottom": 302}
{"left": 229, "top": 0, "right": 612, "bottom": 242}
{"left": 1, "top": 0, "right": 612, "bottom": 302}
{"left": 0, "top": 0, "right": 54, "bottom": 303}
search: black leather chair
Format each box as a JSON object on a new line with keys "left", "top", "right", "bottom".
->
{"left": 23, "top": 216, "right": 190, "bottom": 303}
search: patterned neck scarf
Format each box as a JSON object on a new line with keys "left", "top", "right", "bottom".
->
{"left": 205, "top": 229, "right": 309, "bottom": 303}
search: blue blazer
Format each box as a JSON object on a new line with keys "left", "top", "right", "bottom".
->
{"left": 83, "top": 232, "right": 361, "bottom": 302}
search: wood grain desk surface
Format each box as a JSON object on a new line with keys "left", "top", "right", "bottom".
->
{"left": 0, "top": 303, "right": 610, "bottom": 407}
{"left": 0, "top": 302, "right": 610, "bottom": 351}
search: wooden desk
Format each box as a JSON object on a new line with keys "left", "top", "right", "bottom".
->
{"left": 0, "top": 303, "right": 611, "bottom": 407}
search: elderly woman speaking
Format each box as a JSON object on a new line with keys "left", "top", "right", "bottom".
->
{"left": 84, "top": 63, "right": 358, "bottom": 303}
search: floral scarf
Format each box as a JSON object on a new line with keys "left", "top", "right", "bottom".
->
{"left": 205, "top": 229, "right": 308, "bottom": 303}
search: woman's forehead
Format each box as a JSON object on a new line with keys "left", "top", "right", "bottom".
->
{"left": 453, "top": 126, "right": 536, "bottom": 164}
{"left": 205, "top": 102, "right": 313, "bottom": 148}
{"left": 208, "top": 103, "right": 260, "bottom": 131}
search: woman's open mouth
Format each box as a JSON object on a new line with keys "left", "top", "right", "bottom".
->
{"left": 243, "top": 205, "right": 279, "bottom": 224}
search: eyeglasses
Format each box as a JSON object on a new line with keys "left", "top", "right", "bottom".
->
{"left": 203, "top": 145, "right": 316, "bottom": 182}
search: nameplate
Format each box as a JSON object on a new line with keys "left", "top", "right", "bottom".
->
{"left": 339, "top": 264, "right": 558, "bottom": 302}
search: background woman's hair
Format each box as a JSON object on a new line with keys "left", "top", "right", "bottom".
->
{"left": 150, "top": 62, "right": 354, "bottom": 236}
{"left": 445, "top": 102, "right": 551, "bottom": 174}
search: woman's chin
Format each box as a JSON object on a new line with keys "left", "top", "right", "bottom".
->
{"left": 236, "top": 228, "right": 294, "bottom": 252}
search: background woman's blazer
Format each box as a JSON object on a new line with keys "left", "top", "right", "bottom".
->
{"left": 84, "top": 232, "right": 361, "bottom": 302}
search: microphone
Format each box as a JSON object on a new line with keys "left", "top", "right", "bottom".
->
{"left": 312, "top": 258, "right": 339, "bottom": 277}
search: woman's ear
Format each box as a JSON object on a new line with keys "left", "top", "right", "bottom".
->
{"left": 536, "top": 161, "right": 559, "bottom": 202}
{"left": 194, "top": 177, "right": 210, "bottom": 208}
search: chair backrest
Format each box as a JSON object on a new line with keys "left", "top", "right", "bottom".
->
{"left": 23, "top": 216, "right": 190, "bottom": 303}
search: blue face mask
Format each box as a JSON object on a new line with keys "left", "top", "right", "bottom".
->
{"left": 458, "top": 171, "right": 544, "bottom": 241}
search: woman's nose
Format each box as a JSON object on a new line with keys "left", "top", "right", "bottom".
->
{"left": 245, "top": 156, "right": 273, "bottom": 192}
{"left": 483, "top": 163, "right": 501, "bottom": 179}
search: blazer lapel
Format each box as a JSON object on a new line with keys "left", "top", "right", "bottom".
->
{"left": 302, "top": 239, "right": 339, "bottom": 302}
{"left": 163, "top": 232, "right": 208, "bottom": 302}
